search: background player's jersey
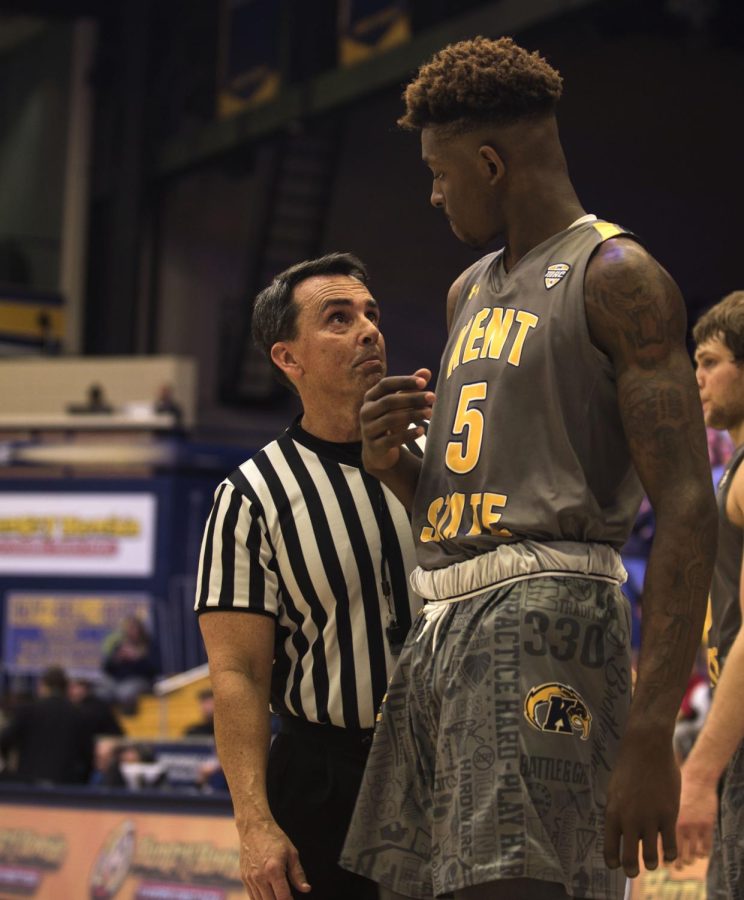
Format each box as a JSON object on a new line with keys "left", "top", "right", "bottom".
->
{"left": 707, "top": 443, "right": 744, "bottom": 684}
{"left": 413, "top": 217, "right": 643, "bottom": 571}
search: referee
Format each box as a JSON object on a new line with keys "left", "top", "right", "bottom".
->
{"left": 195, "top": 253, "right": 424, "bottom": 900}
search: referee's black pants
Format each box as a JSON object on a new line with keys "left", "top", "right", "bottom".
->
{"left": 267, "top": 716, "right": 378, "bottom": 900}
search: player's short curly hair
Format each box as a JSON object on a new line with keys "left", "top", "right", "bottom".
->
{"left": 693, "top": 291, "right": 744, "bottom": 362}
{"left": 399, "top": 36, "right": 563, "bottom": 131}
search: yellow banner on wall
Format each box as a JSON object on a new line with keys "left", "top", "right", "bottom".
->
{"left": 217, "top": 0, "right": 281, "bottom": 118}
{"left": 0, "top": 804, "right": 243, "bottom": 899}
{"left": 339, "top": 0, "right": 411, "bottom": 68}
{"left": 0, "top": 290, "right": 64, "bottom": 352}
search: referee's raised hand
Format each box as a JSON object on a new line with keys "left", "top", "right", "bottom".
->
{"left": 240, "top": 820, "right": 311, "bottom": 899}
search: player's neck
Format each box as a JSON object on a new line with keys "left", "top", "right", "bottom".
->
{"left": 728, "top": 421, "right": 744, "bottom": 450}
{"left": 502, "top": 177, "right": 584, "bottom": 271}
{"left": 300, "top": 404, "right": 362, "bottom": 443}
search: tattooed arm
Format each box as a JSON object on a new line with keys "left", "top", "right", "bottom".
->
{"left": 584, "top": 238, "right": 717, "bottom": 877}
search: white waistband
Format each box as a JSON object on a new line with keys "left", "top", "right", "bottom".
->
{"left": 410, "top": 540, "right": 627, "bottom": 603}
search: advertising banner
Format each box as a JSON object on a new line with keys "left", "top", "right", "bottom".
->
{"left": 0, "top": 805, "right": 242, "bottom": 899}
{"left": 339, "top": 0, "right": 410, "bottom": 68}
{"left": 0, "top": 492, "right": 156, "bottom": 576}
{"left": 0, "top": 801, "right": 706, "bottom": 899}
{"left": 217, "top": 0, "right": 281, "bottom": 118}
{"left": 3, "top": 592, "right": 152, "bottom": 676}
{"left": 0, "top": 289, "right": 64, "bottom": 354}
{"left": 630, "top": 855, "right": 707, "bottom": 898}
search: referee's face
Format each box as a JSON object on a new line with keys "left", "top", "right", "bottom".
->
{"left": 283, "top": 274, "right": 387, "bottom": 400}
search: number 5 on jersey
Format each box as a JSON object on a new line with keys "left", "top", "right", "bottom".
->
{"left": 446, "top": 382, "right": 487, "bottom": 474}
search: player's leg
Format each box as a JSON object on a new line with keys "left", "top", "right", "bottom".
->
{"left": 341, "top": 632, "right": 438, "bottom": 896}
{"left": 515, "top": 576, "right": 632, "bottom": 900}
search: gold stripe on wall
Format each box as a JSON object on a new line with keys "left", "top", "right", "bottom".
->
{"left": 0, "top": 302, "right": 65, "bottom": 340}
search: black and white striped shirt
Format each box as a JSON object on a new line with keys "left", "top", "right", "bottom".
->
{"left": 195, "top": 418, "right": 423, "bottom": 729}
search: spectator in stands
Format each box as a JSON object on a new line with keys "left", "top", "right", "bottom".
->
{"left": 67, "top": 382, "right": 114, "bottom": 414}
{"left": 183, "top": 688, "right": 215, "bottom": 737}
{"left": 92, "top": 740, "right": 164, "bottom": 789}
{"left": 86, "top": 383, "right": 112, "bottom": 412}
{"left": 69, "top": 677, "right": 123, "bottom": 739}
{"left": 153, "top": 383, "right": 183, "bottom": 427}
{"left": 708, "top": 425, "right": 734, "bottom": 489}
{"left": 620, "top": 494, "right": 655, "bottom": 654}
{"left": 0, "top": 666, "right": 92, "bottom": 785}
{"left": 36, "top": 311, "right": 61, "bottom": 355}
{"left": 0, "top": 693, "right": 9, "bottom": 734}
{"left": 674, "top": 659, "right": 711, "bottom": 763}
{"left": 197, "top": 755, "right": 229, "bottom": 793}
{"left": 89, "top": 735, "right": 120, "bottom": 786}
{"left": 101, "top": 615, "right": 158, "bottom": 714}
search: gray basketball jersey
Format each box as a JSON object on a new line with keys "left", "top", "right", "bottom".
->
{"left": 413, "top": 218, "right": 644, "bottom": 571}
{"left": 708, "top": 444, "right": 744, "bottom": 684}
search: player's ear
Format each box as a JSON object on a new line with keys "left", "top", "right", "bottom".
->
{"left": 271, "top": 342, "right": 303, "bottom": 380}
{"left": 479, "top": 144, "right": 505, "bottom": 185}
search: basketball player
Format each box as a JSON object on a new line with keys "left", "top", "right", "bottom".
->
{"left": 340, "top": 36, "right": 717, "bottom": 900}
{"left": 677, "top": 292, "right": 744, "bottom": 897}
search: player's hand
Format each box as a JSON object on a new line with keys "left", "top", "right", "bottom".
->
{"left": 239, "top": 819, "right": 311, "bottom": 899}
{"left": 604, "top": 727, "right": 680, "bottom": 878}
{"left": 675, "top": 764, "right": 717, "bottom": 867}
{"left": 360, "top": 368, "right": 434, "bottom": 472}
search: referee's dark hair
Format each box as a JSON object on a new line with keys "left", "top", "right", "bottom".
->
{"left": 252, "top": 251, "right": 370, "bottom": 391}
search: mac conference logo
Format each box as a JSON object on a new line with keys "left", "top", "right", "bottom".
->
{"left": 524, "top": 682, "right": 592, "bottom": 740}
{"left": 544, "top": 263, "right": 570, "bottom": 289}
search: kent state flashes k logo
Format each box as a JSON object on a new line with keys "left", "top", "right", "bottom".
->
{"left": 524, "top": 682, "right": 592, "bottom": 740}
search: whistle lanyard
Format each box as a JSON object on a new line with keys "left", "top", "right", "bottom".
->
{"left": 372, "top": 478, "right": 408, "bottom": 655}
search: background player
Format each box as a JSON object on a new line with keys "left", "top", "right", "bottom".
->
{"left": 678, "top": 291, "right": 744, "bottom": 897}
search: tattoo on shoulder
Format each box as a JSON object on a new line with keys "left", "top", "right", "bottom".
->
{"left": 585, "top": 241, "right": 686, "bottom": 370}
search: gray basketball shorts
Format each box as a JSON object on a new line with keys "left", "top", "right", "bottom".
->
{"left": 707, "top": 738, "right": 744, "bottom": 899}
{"left": 340, "top": 575, "right": 632, "bottom": 899}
